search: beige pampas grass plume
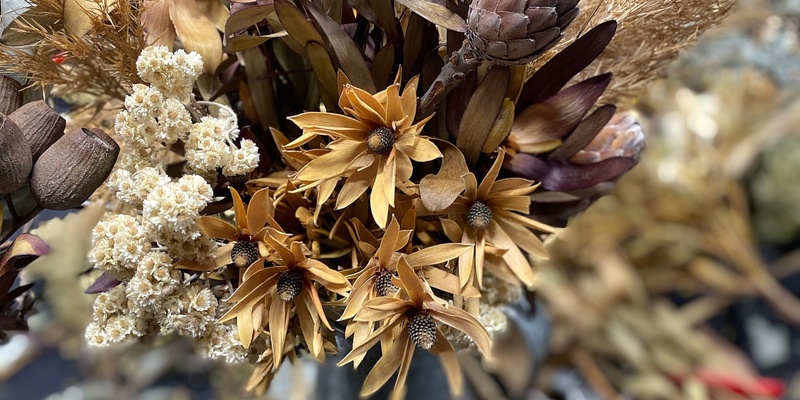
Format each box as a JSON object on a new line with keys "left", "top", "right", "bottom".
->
{"left": 532, "top": 0, "right": 736, "bottom": 108}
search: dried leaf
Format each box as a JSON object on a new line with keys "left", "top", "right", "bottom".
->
{"left": 517, "top": 20, "right": 617, "bottom": 111}
{"left": 549, "top": 104, "right": 616, "bottom": 161}
{"left": 482, "top": 98, "right": 514, "bottom": 153}
{"left": 225, "top": 3, "right": 275, "bottom": 36}
{"left": 395, "top": 0, "right": 466, "bottom": 33}
{"left": 512, "top": 74, "right": 612, "bottom": 147}
{"left": 64, "top": 0, "right": 108, "bottom": 37}
{"left": 274, "top": 0, "right": 323, "bottom": 49}
{"left": 169, "top": 0, "right": 223, "bottom": 73}
{"left": 141, "top": 0, "right": 176, "bottom": 47}
{"left": 457, "top": 66, "right": 510, "bottom": 166}
{"left": 419, "top": 140, "right": 468, "bottom": 212}
{"left": 370, "top": 45, "right": 396, "bottom": 89}
{"left": 306, "top": 2, "right": 376, "bottom": 93}
{"left": 225, "top": 31, "right": 286, "bottom": 53}
{"left": 505, "top": 153, "right": 636, "bottom": 192}
{"left": 306, "top": 41, "right": 339, "bottom": 111}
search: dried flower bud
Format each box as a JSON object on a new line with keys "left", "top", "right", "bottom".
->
{"left": 31, "top": 127, "right": 119, "bottom": 209}
{"left": 408, "top": 311, "right": 437, "bottom": 350}
{"left": 569, "top": 112, "right": 645, "bottom": 164}
{"left": 9, "top": 100, "right": 66, "bottom": 162}
{"left": 0, "top": 114, "right": 32, "bottom": 194}
{"left": 466, "top": 0, "right": 579, "bottom": 64}
{"left": 0, "top": 76, "right": 23, "bottom": 116}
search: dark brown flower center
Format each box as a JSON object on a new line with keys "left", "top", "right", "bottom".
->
{"left": 277, "top": 269, "right": 304, "bottom": 302}
{"left": 408, "top": 311, "right": 437, "bottom": 350}
{"left": 231, "top": 241, "right": 260, "bottom": 268}
{"left": 374, "top": 268, "right": 399, "bottom": 297}
{"left": 467, "top": 201, "right": 492, "bottom": 230}
{"left": 366, "top": 126, "right": 395, "bottom": 155}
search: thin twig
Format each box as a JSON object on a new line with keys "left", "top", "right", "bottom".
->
{"left": 4, "top": 194, "right": 19, "bottom": 220}
{"left": 416, "top": 41, "right": 481, "bottom": 121}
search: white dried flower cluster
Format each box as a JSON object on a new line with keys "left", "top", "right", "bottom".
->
{"left": 184, "top": 111, "right": 260, "bottom": 179}
{"left": 194, "top": 322, "right": 250, "bottom": 363}
{"left": 136, "top": 46, "right": 203, "bottom": 103}
{"left": 87, "top": 46, "right": 263, "bottom": 364}
{"left": 89, "top": 214, "right": 151, "bottom": 279}
{"left": 142, "top": 174, "right": 213, "bottom": 240}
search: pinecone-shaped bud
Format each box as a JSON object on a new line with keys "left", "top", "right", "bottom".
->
{"left": 0, "top": 114, "right": 32, "bottom": 194}
{"left": 9, "top": 101, "right": 66, "bottom": 162}
{"left": 277, "top": 269, "right": 304, "bottom": 301}
{"left": 466, "top": 0, "right": 579, "bottom": 64}
{"left": 467, "top": 201, "right": 493, "bottom": 230}
{"left": 366, "top": 127, "right": 395, "bottom": 155}
{"left": 374, "top": 268, "right": 399, "bottom": 296}
{"left": 31, "top": 127, "right": 119, "bottom": 209}
{"left": 0, "top": 76, "right": 23, "bottom": 116}
{"left": 231, "top": 241, "right": 260, "bottom": 268}
{"left": 408, "top": 311, "right": 437, "bottom": 350}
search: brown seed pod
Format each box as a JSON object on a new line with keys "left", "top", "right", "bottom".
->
{"left": 0, "top": 76, "right": 23, "bottom": 116}
{"left": 31, "top": 127, "right": 119, "bottom": 210}
{"left": 0, "top": 114, "right": 33, "bottom": 194}
{"left": 9, "top": 100, "right": 66, "bottom": 162}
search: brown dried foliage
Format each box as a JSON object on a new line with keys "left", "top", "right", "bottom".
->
{"left": 0, "top": 0, "right": 147, "bottom": 101}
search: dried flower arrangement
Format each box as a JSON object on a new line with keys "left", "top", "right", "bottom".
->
{"left": 0, "top": 0, "right": 737, "bottom": 397}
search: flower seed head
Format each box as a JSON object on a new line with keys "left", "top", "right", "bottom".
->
{"left": 467, "top": 201, "right": 493, "bottom": 230}
{"left": 231, "top": 241, "right": 259, "bottom": 268}
{"left": 277, "top": 268, "right": 304, "bottom": 302}
{"left": 408, "top": 311, "right": 437, "bottom": 350}
{"left": 374, "top": 268, "right": 399, "bottom": 297}
{"left": 366, "top": 126, "right": 395, "bottom": 155}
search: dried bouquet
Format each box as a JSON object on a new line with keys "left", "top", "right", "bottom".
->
{"left": 0, "top": 0, "right": 731, "bottom": 397}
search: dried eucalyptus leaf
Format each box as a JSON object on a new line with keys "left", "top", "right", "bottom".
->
{"left": 395, "top": 0, "right": 466, "bottom": 33}
{"left": 419, "top": 141, "right": 467, "bottom": 212}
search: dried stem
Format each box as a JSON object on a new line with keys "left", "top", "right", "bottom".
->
{"left": 416, "top": 41, "right": 481, "bottom": 122}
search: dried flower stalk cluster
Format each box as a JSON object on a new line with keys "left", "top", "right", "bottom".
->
{"left": 0, "top": 0, "right": 738, "bottom": 397}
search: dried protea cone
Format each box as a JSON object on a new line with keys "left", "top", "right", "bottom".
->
{"left": 0, "top": 114, "right": 32, "bottom": 194}
{"left": 466, "top": 0, "right": 579, "bottom": 64}
{"left": 9, "top": 101, "right": 66, "bottom": 162}
{"left": 514, "top": 112, "right": 645, "bottom": 226}
{"left": 31, "top": 127, "right": 119, "bottom": 210}
{"left": 0, "top": 76, "right": 23, "bottom": 116}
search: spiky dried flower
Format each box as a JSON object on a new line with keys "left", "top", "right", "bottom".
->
{"left": 220, "top": 229, "right": 350, "bottom": 363}
{"left": 286, "top": 72, "right": 441, "bottom": 228}
{"left": 180, "top": 188, "right": 282, "bottom": 272}
{"left": 339, "top": 258, "right": 492, "bottom": 398}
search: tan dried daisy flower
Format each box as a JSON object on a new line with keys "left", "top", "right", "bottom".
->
{"left": 285, "top": 72, "right": 441, "bottom": 228}
{"left": 219, "top": 228, "right": 350, "bottom": 366}
{"left": 338, "top": 257, "right": 492, "bottom": 399}
{"left": 427, "top": 149, "right": 557, "bottom": 290}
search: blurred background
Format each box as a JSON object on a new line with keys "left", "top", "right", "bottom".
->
{"left": 3, "top": 0, "right": 800, "bottom": 399}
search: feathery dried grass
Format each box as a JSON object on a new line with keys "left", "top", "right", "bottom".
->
{"left": 0, "top": 0, "right": 147, "bottom": 102}
{"left": 530, "top": 0, "right": 736, "bottom": 109}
